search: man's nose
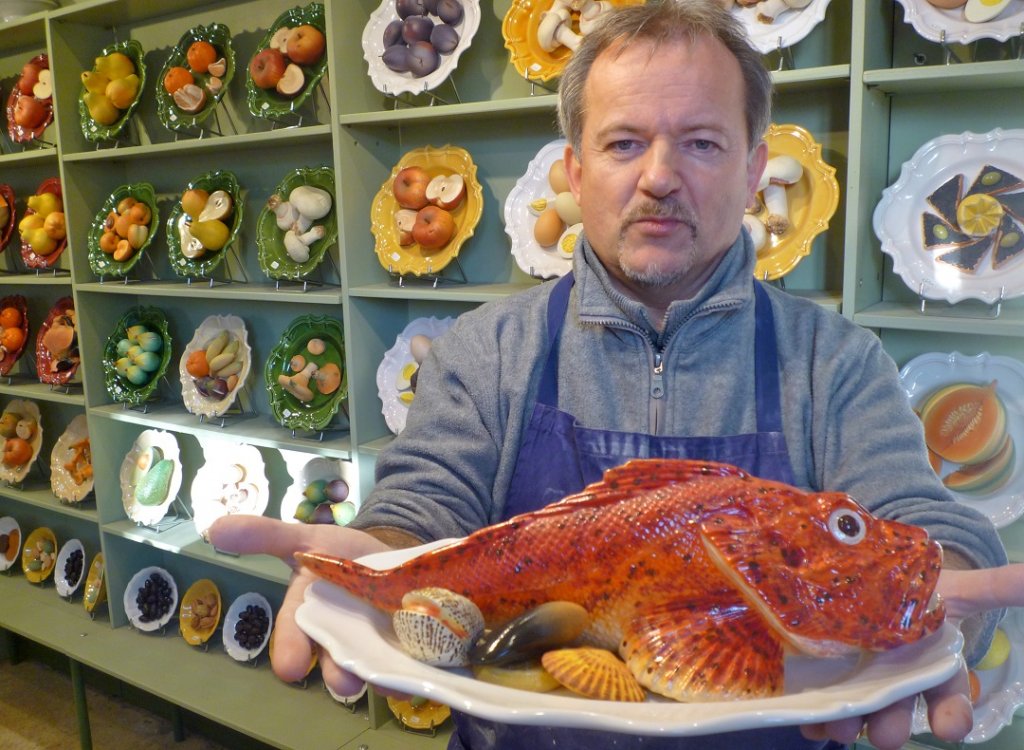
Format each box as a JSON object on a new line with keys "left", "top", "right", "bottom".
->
{"left": 638, "top": 141, "right": 682, "bottom": 198}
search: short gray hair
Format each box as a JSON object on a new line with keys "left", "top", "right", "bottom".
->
{"left": 557, "top": 0, "right": 772, "bottom": 154}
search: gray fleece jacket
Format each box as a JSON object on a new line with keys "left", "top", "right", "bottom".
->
{"left": 354, "top": 230, "right": 1007, "bottom": 664}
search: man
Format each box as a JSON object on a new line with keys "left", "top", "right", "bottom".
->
{"left": 211, "top": 1, "right": 1012, "bottom": 748}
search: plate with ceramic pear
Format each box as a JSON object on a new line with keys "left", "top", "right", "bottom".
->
{"left": 0, "top": 183, "right": 15, "bottom": 252}
{"left": 190, "top": 440, "right": 269, "bottom": 539}
{"left": 35, "top": 296, "right": 79, "bottom": 386}
{"left": 0, "top": 399, "right": 43, "bottom": 485}
{"left": 731, "top": 0, "right": 834, "bottom": 54}
{"left": 20, "top": 177, "right": 66, "bottom": 270}
{"left": 102, "top": 307, "right": 173, "bottom": 408}
{"left": 87, "top": 183, "right": 159, "bottom": 278}
{"left": 166, "top": 170, "right": 244, "bottom": 279}
{"left": 79, "top": 38, "right": 146, "bottom": 142}
{"left": 376, "top": 316, "right": 455, "bottom": 435}
{"left": 156, "top": 23, "right": 236, "bottom": 133}
{"left": 895, "top": 0, "right": 1024, "bottom": 44}
{"left": 120, "top": 429, "right": 183, "bottom": 527}
{"left": 0, "top": 295, "right": 30, "bottom": 377}
{"left": 256, "top": 166, "right": 337, "bottom": 281}
{"left": 873, "top": 128, "right": 1024, "bottom": 304}
{"left": 361, "top": 0, "right": 481, "bottom": 96}
{"left": 6, "top": 53, "right": 53, "bottom": 144}
{"left": 50, "top": 414, "right": 93, "bottom": 504}
{"left": 179, "top": 315, "right": 252, "bottom": 418}
{"left": 0, "top": 516, "right": 22, "bottom": 573}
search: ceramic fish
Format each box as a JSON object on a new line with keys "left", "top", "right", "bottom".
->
{"left": 297, "top": 459, "right": 945, "bottom": 701}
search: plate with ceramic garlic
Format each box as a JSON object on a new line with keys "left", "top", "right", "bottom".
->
{"left": 190, "top": 439, "right": 269, "bottom": 539}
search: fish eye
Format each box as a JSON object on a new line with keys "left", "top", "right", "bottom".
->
{"left": 828, "top": 509, "right": 865, "bottom": 545}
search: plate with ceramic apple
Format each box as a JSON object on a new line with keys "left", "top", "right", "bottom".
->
{"left": 166, "top": 170, "right": 244, "bottom": 279}
{"left": 20, "top": 177, "right": 66, "bottom": 269}
{"left": 0, "top": 516, "right": 22, "bottom": 573}
{"left": 896, "top": 0, "right": 1024, "bottom": 44}
{"left": 361, "top": 0, "right": 481, "bottom": 96}
{"left": 278, "top": 450, "right": 354, "bottom": 524}
{"left": 36, "top": 296, "right": 79, "bottom": 386}
{"left": 120, "top": 429, "right": 183, "bottom": 527}
{"left": 0, "top": 295, "right": 29, "bottom": 377}
{"left": 256, "top": 166, "right": 337, "bottom": 280}
{"left": 376, "top": 316, "right": 455, "bottom": 434}
{"left": 0, "top": 183, "right": 15, "bottom": 252}
{"left": 156, "top": 23, "right": 236, "bottom": 133}
{"left": 102, "top": 307, "right": 173, "bottom": 408}
{"left": 179, "top": 315, "right": 252, "bottom": 419}
{"left": 79, "top": 38, "right": 146, "bottom": 143}
{"left": 731, "top": 0, "right": 834, "bottom": 53}
{"left": 246, "top": 2, "right": 329, "bottom": 120}
{"left": 6, "top": 53, "right": 53, "bottom": 144}
{"left": 87, "top": 183, "right": 160, "bottom": 278}
{"left": 50, "top": 414, "right": 93, "bottom": 504}
{"left": 371, "top": 144, "right": 483, "bottom": 277}
{"left": 0, "top": 399, "right": 43, "bottom": 485}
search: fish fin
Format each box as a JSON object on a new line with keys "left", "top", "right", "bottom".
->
{"left": 295, "top": 551, "right": 405, "bottom": 611}
{"left": 621, "top": 595, "right": 784, "bottom": 701}
{"left": 554, "top": 459, "right": 751, "bottom": 507}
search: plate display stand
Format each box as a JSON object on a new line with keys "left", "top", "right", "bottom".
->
{"left": 388, "top": 255, "right": 467, "bottom": 288}
{"left": 135, "top": 495, "right": 191, "bottom": 534}
{"left": 918, "top": 286, "right": 1006, "bottom": 319}
{"left": 194, "top": 383, "right": 254, "bottom": 428}
{"left": 383, "top": 76, "right": 464, "bottom": 109}
{"left": 96, "top": 250, "right": 157, "bottom": 286}
{"left": 271, "top": 251, "right": 339, "bottom": 292}
{"left": 262, "top": 81, "right": 330, "bottom": 130}
{"left": 181, "top": 243, "right": 249, "bottom": 288}
{"left": 169, "top": 104, "right": 240, "bottom": 141}
{"left": 117, "top": 373, "right": 172, "bottom": 415}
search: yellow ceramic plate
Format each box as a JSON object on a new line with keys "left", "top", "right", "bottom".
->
{"left": 179, "top": 578, "right": 222, "bottom": 646}
{"left": 83, "top": 552, "right": 107, "bottom": 613}
{"left": 370, "top": 145, "right": 483, "bottom": 277}
{"left": 752, "top": 123, "right": 839, "bottom": 282}
{"left": 21, "top": 526, "right": 57, "bottom": 583}
{"left": 387, "top": 695, "right": 451, "bottom": 732}
{"left": 502, "top": 0, "right": 644, "bottom": 83}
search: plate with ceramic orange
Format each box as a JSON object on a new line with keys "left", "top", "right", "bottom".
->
{"left": 896, "top": 0, "right": 1024, "bottom": 44}
{"left": 19, "top": 177, "right": 66, "bottom": 269}
{"left": 371, "top": 144, "right": 483, "bottom": 277}
{"left": 0, "top": 399, "right": 43, "bottom": 485}
{"left": 0, "top": 295, "right": 29, "bottom": 376}
{"left": 750, "top": 123, "right": 839, "bottom": 282}
{"left": 731, "top": 0, "right": 833, "bottom": 54}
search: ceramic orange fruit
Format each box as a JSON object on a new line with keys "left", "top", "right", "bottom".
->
{"left": 163, "top": 66, "right": 193, "bottom": 94}
{"left": 185, "top": 350, "right": 209, "bottom": 378}
{"left": 0, "top": 307, "right": 21, "bottom": 329}
{"left": 1, "top": 327, "right": 24, "bottom": 352}
{"left": 186, "top": 41, "right": 217, "bottom": 74}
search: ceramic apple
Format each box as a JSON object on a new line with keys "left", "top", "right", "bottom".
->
{"left": 286, "top": 25, "right": 326, "bottom": 65}
{"left": 425, "top": 173, "right": 466, "bottom": 210}
{"left": 394, "top": 208, "right": 418, "bottom": 246}
{"left": 13, "top": 96, "right": 46, "bottom": 129}
{"left": 249, "top": 47, "right": 287, "bottom": 89}
{"left": 392, "top": 166, "right": 431, "bottom": 210}
{"left": 18, "top": 63, "right": 41, "bottom": 95}
{"left": 412, "top": 205, "right": 455, "bottom": 249}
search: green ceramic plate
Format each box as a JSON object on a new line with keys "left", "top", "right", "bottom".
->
{"left": 102, "top": 306, "right": 173, "bottom": 407}
{"left": 155, "top": 23, "right": 236, "bottom": 133}
{"left": 264, "top": 314, "right": 346, "bottom": 432}
{"left": 256, "top": 166, "right": 336, "bottom": 280}
{"left": 245, "top": 2, "right": 328, "bottom": 120}
{"left": 87, "top": 183, "right": 159, "bottom": 278}
{"left": 166, "top": 170, "right": 244, "bottom": 279}
{"left": 79, "top": 39, "right": 147, "bottom": 143}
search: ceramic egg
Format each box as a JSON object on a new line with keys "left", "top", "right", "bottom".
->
{"left": 409, "top": 334, "right": 433, "bottom": 364}
{"left": 964, "top": 0, "right": 1011, "bottom": 22}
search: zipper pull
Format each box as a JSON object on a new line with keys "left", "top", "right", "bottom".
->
{"left": 651, "top": 351, "right": 664, "bottom": 399}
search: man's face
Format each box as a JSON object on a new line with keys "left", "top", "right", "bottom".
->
{"left": 565, "top": 35, "right": 767, "bottom": 303}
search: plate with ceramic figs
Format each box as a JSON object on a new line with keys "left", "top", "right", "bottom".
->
{"left": 20, "top": 177, "right": 66, "bottom": 269}
{"left": 179, "top": 315, "right": 252, "bottom": 418}
{"left": 376, "top": 316, "right": 456, "bottom": 435}
{"left": 256, "top": 166, "right": 336, "bottom": 280}
{"left": 87, "top": 183, "right": 160, "bottom": 278}
{"left": 0, "top": 516, "right": 21, "bottom": 573}
{"left": 54, "top": 538, "right": 86, "bottom": 598}
{"left": 371, "top": 144, "right": 484, "bottom": 277}
{"left": 190, "top": 440, "right": 269, "bottom": 539}
{"left": 0, "top": 399, "right": 43, "bottom": 485}
{"left": 120, "top": 429, "right": 183, "bottom": 527}
{"left": 102, "top": 307, "right": 173, "bottom": 408}
{"left": 895, "top": 0, "right": 1024, "bottom": 44}
{"left": 79, "top": 39, "right": 146, "bottom": 142}
{"left": 21, "top": 526, "right": 58, "bottom": 584}
{"left": 36, "top": 296, "right": 79, "bottom": 386}
{"left": 50, "top": 414, "right": 93, "bottom": 504}
{"left": 0, "top": 183, "right": 15, "bottom": 252}
{"left": 124, "top": 566, "right": 179, "bottom": 632}
{"left": 156, "top": 23, "right": 236, "bottom": 133}
{"left": 296, "top": 540, "right": 963, "bottom": 736}
{"left": 179, "top": 578, "right": 222, "bottom": 646}
{"left": 0, "top": 295, "right": 30, "bottom": 377}
{"left": 874, "top": 128, "right": 1024, "bottom": 304}
{"left": 731, "top": 0, "right": 834, "bottom": 54}
{"left": 224, "top": 591, "right": 274, "bottom": 662}
{"left": 361, "top": 0, "right": 482, "bottom": 96}
{"left": 166, "top": 170, "right": 244, "bottom": 279}
{"left": 6, "top": 53, "right": 53, "bottom": 144}
{"left": 278, "top": 450, "right": 355, "bottom": 524}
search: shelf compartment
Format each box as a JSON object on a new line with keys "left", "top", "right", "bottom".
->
{"left": 0, "top": 484, "right": 98, "bottom": 522}
{"left": 0, "top": 379, "right": 85, "bottom": 406}
{"left": 854, "top": 301, "right": 1024, "bottom": 337}
{"left": 865, "top": 60, "right": 1024, "bottom": 95}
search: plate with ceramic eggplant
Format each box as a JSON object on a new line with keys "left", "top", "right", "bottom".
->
{"left": 256, "top": 166, "right": 336, "bottom": 280}
{"left": 79, "top": 39, "right": 146, "bottom": 142}
{"left": 120, "top": 429, "right": 183, "bottom": 527}
{"left": 166, "top": 170, "right": 244, "bottom": 279}
{"left": 895, "top": 0, "right": 1024, "bottom": 44}
{"left": 0, "top": 183, "right": 15, "bottom": 252}
{"left": 124, "top": 566, "right": 179, "bottom": 632}
{"left": 376, "top": 316, "right": 455, "bottom": 435}
{"left": 0, "top": 516, "right": 21, "bottom": 573}
{"left": 102, "top": 307, "right": 173, "bottom": 408}
{"left": 87, "top": 183, "right": 159, "bottom": 278}
{"left": 20, "top": 177, "right": 66, "bottom": 269}
{"left": 54, "top": 538, "right": 86, "bottom": 598}
{"left": 179, "top": 315, "right": 252, "bottom": 418}
{"left": 190, "top": 440, "right": 269, "bottom": 539}
{"left": 6, "top": 53, "right": 53, "bottom": 144}
{"left": 0, "top": 399, "right": 43, "bottom": 485}
{"left": 36, "top": 296, "right": 79, "bottom": 386}
{"left": 0, "top": 295, "right": 29, "bottom": 377}
{"left": 264, "top": 315, "right": 346, "bottom": 431}
{"left": 50, "top": 414, "right": 93, "bottom": 504}
{"left": 156, "top": 23, "right": 235, "bottom": 132}
{"left": 224, "top": 591, "right": 274, "bottom": 661}
{"left": 731, "top": 0, "right": 834, "bottom": 54}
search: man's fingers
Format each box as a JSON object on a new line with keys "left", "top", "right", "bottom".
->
{"left": 268, "top": 569, "right": 320, "bottom": 683}
{"left": 800, "top": 715, "right": 862, "bottom": 745}
{"left": 319, "top": 646, "right": 367, "bottom": 699}
{"left": 862, "top": 694, "right": 916, "bottom": 750}
{"left": 924, "top": 667, "right": 973, "bottom": 743}
{"left": 207, "top": 516, "right": 309, "bottom": 565}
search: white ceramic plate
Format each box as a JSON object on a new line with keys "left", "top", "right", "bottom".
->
{"left": 504, "top": 138, "right": 574, "bottom": 280}
{"left": 873, "top": 128, "right": 1024, "bottom": 304}
{"left": 179, "top": 315, "right": 251, "bottom": 419}
{"left": 361, "top": 0, "right": 481, "bottom": 96}
{"left": 54, "top": 538, "right": 86, "bottom": 598}
{"left": 123, "top": 565, "right": 178, "bottom": 632}
{"left": 119, "top": 429, "right": 183, "bottom": 527}
{"left": 295, "top": 540, "right": 963, "bottom": 736}
{"left": 0, "top": 516, "right": 21, "bottom": 573}
{"left": 190, "top": 439, "right": 269, "bottom": 539}
{"left": 895, "top": 0, "right": 1024, "bottom": 44}
{"left": 375, "top": 316, "right": 455, "bottom": 435}
{"left": 223, "top": 591, "right": 274, "bottom": 662}
{"left": 732, "top": 0, "right": 833, "bottom": 54}
{"left": 0, "top": 399, "right": 43, "bottom": 485}
{"left": 50, "top": 414, "right": 93, "bottom": 504}
{"left": 899, "top": 351, "right": 1024, "bottom": 528}
{"left": 278, "top": 450, "right": 354, "bottom": 523}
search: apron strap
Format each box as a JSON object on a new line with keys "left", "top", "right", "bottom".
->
{"left": 536, "top": 271, "right": 575, "bottom": 407}
{"left": 752, "top": 281, "right": 784, "bottom": 435}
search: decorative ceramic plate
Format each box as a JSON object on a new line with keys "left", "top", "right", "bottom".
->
{"left": 179, "top": 578, "right": 222, "bottom": 646}
{"left": 120, "top": 429, "right": 183, "bottom": 527}
{"left": 178, "top": 314, "right": 252, "bottom": 418}
{"left": 123, "top": 566, "right": 179, "bottom": 632}
{"left": 223, "top": 591, "right": 274, "bottom": 662}
{"left": 245, "top": 2, "right": 329, "bottom": 120}
{"left": 296, "top": 540, "right": 963, "bottom": 735}
{"left": 504, "top": 138, "right": 576, "bottom": 279}
{"left": 278, "top": 450, "right": 352, "bottom": 523}
{"left": 502, "top": 0, "right": 643, "bottom": 82}
{"left": 0, "top": 516, "right": 22, "bottom": 573}
{"left": 54, "top": 538, "right": 86, "bottom": 597}
{"left": 50, "top": 414, "right": 93, "bottom": 504}
{"left": 79, "top": 38, "right": 146, "bottom": 142}
{"left": 387, "top": 696, "right": 452, "bottom": 731}
{"left": 0, "top": 294, "right": 30, "bottom": 376}
{"left": 376, "top": 316, "right": 455, "bottom": 435}
{"left": 21, "top": 526, "right": 57, "bottom": 584}
{"left": 20, "top": 177, "right": 65, "bottom": 269}
{"left": 371, "top": 145, "right": 483, "bottom": 277}
{"left": 895, "top": 0, "right": 1024, "bottom": 44}
{"left": 166, "top": 170, "right": 244, "bottom": 279}
{"left": 0, "top": 399, "right": 43, "bottom": 485}
{"left": 35, "top": 296, "right": 79, "bottom": 386}
{"left": 102, "top": 306, "right": 173, "bottom": 408}
{"left": 87, "top": 182, "right": 160, "bottom": 278}
{"left": 156, "top": 23, "right": 236, "bottom": 132}
{"left": 264, "top": 314, "right": 347, "bottom": 432}
{"left": 256, "top": 166, "right": 337, "bottom": 280}
{"left": 6, "top": 53, "right": 53, "bottom": 144}
{"left": 361, "top": 0, "right": 482, "bottom": 96}
{"left": 190, "top": 440, "right": 269, "bottom": 539}
{"left": 731, "top": 0, "right": 834, "bottom": 54}
{"left": 873, "top": 128, "right": 1024, "bottom": 304}
{"left": 83, "top": 552, "right": 107, "bottom": 614}
{"left": 0, "top": 183, "right": 15, "bottom": 252}
{"left": 898, "top": 351, "right": 1024, "bottom": 528}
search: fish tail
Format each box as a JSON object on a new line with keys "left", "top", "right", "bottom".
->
{"left": 295, "top": 550, "right": 407, "bottom": 611}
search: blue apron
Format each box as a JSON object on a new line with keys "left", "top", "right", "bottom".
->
{"left": 449, "top": 273, "right": 838, "bottom": 750}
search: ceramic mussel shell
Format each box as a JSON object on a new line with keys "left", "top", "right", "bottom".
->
{"left": 392, "top": 587, "right": 484, "bottom": 667}
{"left": 470, "top": 601, "right": 589, "bottom": 667}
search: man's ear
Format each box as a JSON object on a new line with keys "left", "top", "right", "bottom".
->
{"left": 564, "top": 143, "right": 583, "bottom": 206}
{"left": 747, "top": 140, "right": 768, "bottom": 206}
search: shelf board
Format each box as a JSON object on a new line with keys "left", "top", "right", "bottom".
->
{"left": 0, "top": 484, "right": 98, "bottom": 522}
{"left": 348, "top": 281, "right": 535, "bottom": 303}
{"left": 865, "top": 60, "right": 1024, "bottom": 94}
{"left": 0, "top": 146, "right": 59, "bottom": 167}
{"left": 0, "top": 377, "right": 85, "bottom": 405}
{"left": 0, "top": 272, "right": 72, "bottom": 287}
{"left": 74, "top": 280, "right": 343, "bottom": 305}
{"left": 853, "top": 301, "right": 1024, "bottom": 336}
{"left": 339, "top": 95, "right": 557, "bottom": 128}
{"left": 359, "top": 434, "right": 394, "bottom": 456}
{"left": 772, "top": 64, "right": 850, "bottom": 91}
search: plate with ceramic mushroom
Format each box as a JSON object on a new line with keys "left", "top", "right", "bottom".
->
{"left": 36, "top": 297, "right": 80, "bottom": 386}
{"left": 895, "top": 0, "right": 1024, "bottom": 44}
{"left": 256, "top": 166, "right": 337, "bottom": 280}
{"left": 6, "top": 53, "right": 53, "bottom": 144}
{"left": 156, "top": 23, "right": 235, "bottom": 133}
{"left": 166, "top": 170, "right": 244, "bottom": 279}
{"left": 19, "top": 177, "right": 67, "bottom": 270}
{"left": 102, "top": 307, "right": 173, "bottom": 408}
{"left": 746, "top": 123, "right": 839, "bottom": 282}
{"left": 729, "top": 0, "right": 833, "bottom": 54}
{"left": 0, "top": 295, "right": 29, "bottom": 377}
{"left": 87, "top": 183, "right": 160, "bottom": 279}
{"left": 179, "top": 315, "right": 252, "bottom": 419}
{"left": 0, "top": 399, "right": 43, "bottom": 485}
{"left": 120, "top": 429, "right": 183, "bottom": 527}
{"left": 190, "top": 440, "right": 269, "bottom": 539}
{"left": 376, "top": 316, "right": 456, "bottom": 435}
{"left": 50, "top": 414, "right": 93, "bottom": 504}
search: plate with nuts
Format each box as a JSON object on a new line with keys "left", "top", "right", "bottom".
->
{"left": 224, "top": 591, "right": 273, "bottom": 662}
{"left": 21, "top": 526, "right": 57, "bottom": 584}
{"left": 0, "top": 516, "right": 22, "bottom": 572}
{"left": 54, "top": 538, "right": 86, "bottom": 598}
{"left": 179, "top": 578, "right": 222, "bottom": 646}
{"left": 124, "top": 566, "right": 179, "bottom": 632}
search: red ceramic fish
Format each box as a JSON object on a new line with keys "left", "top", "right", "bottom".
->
{"left": 297, "top": 459, "right": 945, "bottom": 701}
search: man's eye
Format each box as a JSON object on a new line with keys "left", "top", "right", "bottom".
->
{"left": 610, "top": 140, "right": 636, "bottom": 152}
{"left": 693, "top": 139, "right": 715, "bottom": 151}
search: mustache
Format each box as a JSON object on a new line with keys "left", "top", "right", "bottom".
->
{"left": 622, "top": 200, "right": 698, "bottom": 236}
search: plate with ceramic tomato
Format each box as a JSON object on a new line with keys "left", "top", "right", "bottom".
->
{"left": 0, "top": 399, "right": 44, "bottom": 486}
{"left": 0, "top": 295, "right": 29, "bottom": 377}
{"left": 6, "top": 53, "right": 53, "bottom": 144}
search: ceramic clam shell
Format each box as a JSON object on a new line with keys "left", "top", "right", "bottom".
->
{"left": 392, "top": 587, "right": 484, "bottom": 667}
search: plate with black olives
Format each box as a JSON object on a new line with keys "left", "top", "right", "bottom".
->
{"left": 224, "top": 591, "right": 274, "bottom": 661}
{"left": 123, "top": 566, "right": 179, "bottom": 632}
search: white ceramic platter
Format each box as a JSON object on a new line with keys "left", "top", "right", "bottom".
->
{"left": 0, "top": 399, "right": 43, "bottom": 484}
{"left": 873, "top": 128, "right": 1024, "bottom": 304}
{"left": 119, "top": 429, "right": 183, "bottom": 527}
{"left": 899, "top": 351, "right": 1024, "bottom": 528}
{"left": 361, "top": 0, "right": 481, "bottom": 96}
{"left": 179, "top": 314, "right": 251, "bottom": 419}
{"left": 504, "top": 138, "right": 574, "bottom": 280}
{"left": 295, "top": 540, "right": 963, "bottom": 736}
{"left": 375, "top": 316, "right": 456, "bottom": 435}
{"left": 190, "top": 439, "right": 269, "bottom": 539}
{"left": 896, "top": 0, "right": 1024, "bottom": 44}
{"left": 54, "top": 538, "right": 86, "bottom": 597}
{"left": 0, "top": 515, "right": 21, "bottom": 572}
{"left": 50, "top": 414, "right": 93, "bottom": 504}
{"left": 731, "top": 0, "right": 833, "bottom": 53}
{"left": 123, "top": 565, "right": 178, "bottom": 632}
{"left": 278, "top": 450, "right": 353, "bottom": 523}
{"left": 223, "top": 591, "right": 274, "bottom": 662}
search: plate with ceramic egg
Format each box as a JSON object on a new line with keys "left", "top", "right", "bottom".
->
{"left": 20, "top": 177, "right": 66, "bottom": 270}
{"left": 895, "top": 0, "right": 1024, "bottom": 44}
{"left": 361, "top": 0, "right": 481, "bottom": 96}
{"left": 6, "top": 53, "right": 53, "bottom": 144}
{"left": 156, "top": 23, "right": 235, "bottom": 133}
{"left": 190, "top": 440, "right": 269, "bottom": 539}
{"left": 54, "top": 538, "right": 86, "bottom": 598}
{"left": 36, "top": 296, "right": 79, "bottom": 386}
{"left": 0, "top": 516, "right": 21, "bottom": 573}
{"left": 731, "top": 0, "right": 833, "bottom": 54}
{"left": 166, "top": 170, "right": 244, "bottom": 280}
{"left": 279, "top": 450, "right": 355, "bottom": 525}
{"left": 102, "top": 306, "right": 173, "bottom": 408}
{"left": 79, "top": 38, "right": 146, "bottom": 143}
{"left": 124, "top": 566, "right": 179, "bottom": 632}
{"left": 50, "top": 414, "right": 93, "bottom": 504}
{"left": 224, "top": 591, "right": 274, "bottom": 662}
{"left": 87, "top": 183, "right": 160, "bottom": 279}
{"left": 0, "top": 399, "right": 43, "bottom": 485}
{"left": 376, "top": 316, "right": 455, "bottom": 435}
{"left": 120, "top": 429, "right": 183, "bottom": 527}
{"left": 0, "top": 183, "right": 15, "bottom": 252}
{"left": 179, "top": 315, "right": 252, "bottom": 419}
{"left": 0, "top": 295, "right": 30, "bottom": 377}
